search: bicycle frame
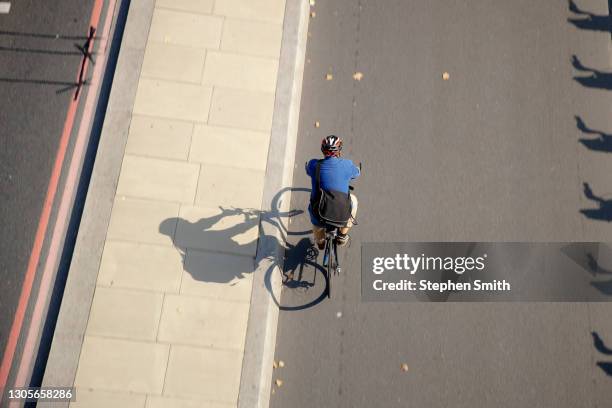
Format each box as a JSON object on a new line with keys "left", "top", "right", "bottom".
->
{"left": 322, "top": 226, "right": 341, "bottom": 298}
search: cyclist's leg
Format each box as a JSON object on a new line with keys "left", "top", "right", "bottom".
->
{"left": 313, "top": 225, "right": 326, "bottom": 249}
{"left": 336, "top": 194, "right": 357, "bottom": 246}
{"left": 308, "top": 204, "right": 326, "bottom": 249}
{"left": 339, "top": 194, "right": 358, "bottom": 235}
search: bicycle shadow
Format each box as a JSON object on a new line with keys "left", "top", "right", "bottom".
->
{"left": 260, "top": 187, "right": 329, "bottom": 311}
{"left": 158, "top": 187, "right": 329, "bottom": 310}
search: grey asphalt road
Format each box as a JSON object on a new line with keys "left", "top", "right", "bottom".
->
{"left": 0, "top": 0, "right": 98, "bottom": 393}
{"left": 272, "top": 0, "right": 612, "bottom": 407}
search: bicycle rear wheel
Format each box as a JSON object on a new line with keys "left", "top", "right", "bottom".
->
{"left": 325, "top": 238, "right": 332, "bottom": 298}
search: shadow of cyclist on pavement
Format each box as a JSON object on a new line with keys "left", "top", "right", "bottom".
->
{"left": 159, "top": 206, "right": 261, "bottom": 284}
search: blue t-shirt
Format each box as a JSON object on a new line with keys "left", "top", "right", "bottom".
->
{"left": 306, "top": 157, "right": 360, "bottom": 199}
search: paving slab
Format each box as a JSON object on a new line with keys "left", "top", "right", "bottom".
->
{"left": 158, "top": 294, "right": 250, "bottom": 349}
{"left": 202, "top": 51, "right": 279, "bottom": 93}
{"left": 164, "top": 345, "right": 243, "bottom": 402}
{"left": 117, "top": 155, "right": 200, "bottom": 203}
{"left": 87, "top": 287, "right": 164, "bottom": 341}
{"left": 133, "top": 78, "right": 213, "bottom": 122}
{"left": 141, "top": 43, "right": 207, "bottom": 83}
{"left": 189, "top": 125, "right": 269, "bottom": 170}
{"left": 174, "top": 205, "right": 259, "bottom": 256}
{"left": 98, "top": 241, "right": 183, "bottom": 292}
{"left": 107, "top": 197, "right": 179, "bottom": 245}
{"left": 70, "top": 389, "right": 146, "bottom": 408}
{"left": 148, "top": 8, "right": 223, "bottom": 48}
{"left": 214, "top": 0, "right": 286, "bottom": 24}
{"left": 181, "top": 250, "right": 254, "bottom": 301}
{"left": 221, "top": 19, "right": 283, "bottom": 58}
{"left": 208, "top": 87, "right": 275, "bottom": 131}
{"left": 126, "top": 115, "right": 193, "bottom": 160}
{"left": 147, "top": 395, "right": 235, "bottom": 408}
{"left": 156, "top": 0, "right": 215, "bottom": 14}
{"left": 196, "top": 164, "right": 265, "bottom": 208}
{"left": 74, "top": 336, "right": 169, "bottom": 394}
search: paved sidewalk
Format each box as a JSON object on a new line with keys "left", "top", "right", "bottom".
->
{"left": 70, "top": 1, "right": 287, "bottom": 406}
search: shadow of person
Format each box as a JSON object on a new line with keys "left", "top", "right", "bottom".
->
{"left": 580, "top": 182, "right": 612, "bottom": 221}
{"left": 586, "top": 248, "right": 612, "bottom": 295}
{"left": 159, "top": 206, "right": 262, "bottom": 284}
{"left": 571, "top": 55, "right": 612, "bottom": 90}
{"left": 592, "top": 331, "right": 612, "bottom": 376}
{"left": 575, "top": 115, "right": 612, "bottom": 153}
{"left": 593, "top": 332, "right": 612, "bottom": 355}
{"left": 568, "top": 0, "right": 612, "bottom": 33}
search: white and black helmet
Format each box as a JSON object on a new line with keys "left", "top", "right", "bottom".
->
{"left": 321, "top": 135, "right": 343, "bottom": 156}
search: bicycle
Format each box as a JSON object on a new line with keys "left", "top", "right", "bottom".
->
{"left": 321, "top": 182, "right": 358, "bottom": 299}
{"left": 322, "top": 224, "right": 341, "bottom": 298}
{"left": 308, "top": 162, "right": 361, "bottom": 299}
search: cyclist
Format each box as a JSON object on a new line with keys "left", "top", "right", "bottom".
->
{"left": 306, "top": 135, "right": 360, "bottom": 249}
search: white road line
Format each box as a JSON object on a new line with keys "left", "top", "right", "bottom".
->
{"left": 0, "top": 2, "right": 11, "bottom": 14}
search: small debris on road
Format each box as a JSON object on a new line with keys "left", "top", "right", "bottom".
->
{"left": 275, "top": 379, "right": 284, "bottom": 387}
{"left": 401, "top": 363, "right": 409, "bottom": 372}
{"left": 326, "top": 73, "right": 333, "bottom": 80}
{"left": 310, "top": 11, "right": 316, "bottom": 18}
{"left": 442, "top": 72, "right": 450, "bottom": 80}
{"left": 273, "top": 360, "right": 278, "bottom": 369}
{"left": 309, "top": 0, "right": 315, "bottom": 5}
{"left": 353, "top": 72, "right": 364, "bottom": 81}
{"left": 336, "top": 311, "right": 342, "bottom": 318}
{"left": 315, "top": 121, "right": 320, "bottom": 128}
{"left": 279, "top": 360, "right": 285, "bottom": 368}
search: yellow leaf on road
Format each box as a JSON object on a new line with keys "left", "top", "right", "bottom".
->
{"left": 275, "top": 379, "right": 284, "bottom": 387}
{"left": 442, "top": 72, "right": 450, "bottom": 80}
{"left": 326, "top": 73, "right": 333, "bottom": 80}
{"left": 353, "top": 72, "right": 364, "bottom": 81}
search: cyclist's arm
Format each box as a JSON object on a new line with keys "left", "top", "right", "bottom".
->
{"left": 349, "top": 161, "right": 361, "bottom": 179}
{"left": 305, "top": 159, "right": 315, "bottom": 176}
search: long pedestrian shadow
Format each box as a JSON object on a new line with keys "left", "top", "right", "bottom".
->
{"left": 575, "top": 116, "right": 612, "bottom": 153}
{"left": 158, "top": 187, "right": 329, "bottom": 310}
{"left": 568, "top": 0, "right": 612, "bottom": 35}
{"left": 571, "top": 55, "right": 612, "bottom": 90}
{"left": 0, "top": 27, "right": 96, "bottom": 97}
{"left": 580, "top": 182, "right": 612, "bottom": 221}
{"left": 592, "top": 332, "right": 612, "bottom": 376}
{"left": 586, "top": 253, "right": 612, "bottom": 295}
{"left": 563, "top": 244, "right": 612, "bottom": 295}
